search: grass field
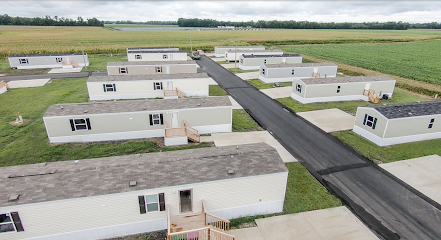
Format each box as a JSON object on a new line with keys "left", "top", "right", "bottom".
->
{"left": 105, "top": 24, "right": 179, "bottom": 28}
{"left": 247, "top": 79, "right": 292, "bottom": 89}
{"left": 284, "top": 40, "right": 441, "bottom": 86}
{"left": 209, "top": 85, "right": 228, "bottom": 96}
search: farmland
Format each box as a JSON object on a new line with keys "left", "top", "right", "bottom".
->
{"left": 284, "top": 40, "right": 441, "bottom": 86}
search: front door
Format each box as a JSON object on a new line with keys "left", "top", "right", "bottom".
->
{"left": 170, "top": 54, "right": 174, "bottom": 61}
{"left": 170, "top": 112, "right": 179, "bottom": 128}
{"left": 167, "top": 81, "right": 173, "bottom": 90}
{"left": 179, "top": 189, "right": 192, "bottom": 213}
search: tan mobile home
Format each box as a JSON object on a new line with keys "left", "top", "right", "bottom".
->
{"left": 291, "top": 75, "right": 396, "bottom": 104}
{"left": 107, "top": 61, "right": 198, "bottom": 75}
{"left": 353, "top": 101, "right": 441, "bottom": 146}
{"left": 8, "top": 53, "right": 89, "bottom": 69}
{"left": 225, "top": 50, "right": 283, "bottom": 62}
{"left": 214, "top": 46, "right": 265, "bottom": 57}
{"left": 239, "top": 54, "right": 302, "bottom": 70}
{"left": 43, "top": 96, "right": 232, "bottom": 145}
{"left": 87, "top": 73, "right": 210, "bottom": 100}
{"left": 0, "top": 143, "right": 288, "bottom": 240}
{"left": 126, "top": 47, "right": 179, "bottom": 54}
{"left": 259, "top": 62, "right": 338, "bottom": 83}
{"left": 127, "top": 51, "right": 188, "bottom": 62}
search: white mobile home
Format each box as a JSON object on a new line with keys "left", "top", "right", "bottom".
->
{"left": 127, "top": 51, "right": 188, "bottom": 62}
{"left": 43, "top": 96, "right": 232, "bottom": 145}
{"left": 291, "top": 75, "right": 396, "bottom": 104}
{"left": 239, "top": 54, "right": 302, "bottom": 70}
{"left": 259, "top": 62, "right": 338, "bottom": 83}
{"left": 353, "top": 101, "right": 441, "bottom": 146}
{"left": 0, "top": 81, "right": 8, "bottom": 94}
{"left": 225, "top": 50, "right": 284, "bottom": 62}
{"left": 107, "top": 61, "right": 198, "bottom": 76}
{"left": 8, "top": 53, "right": 89, "bottom": 69}
{"left": 87, "top": 73, "right": 210, "bottom": 100}
{"left": 126, "top": 47, "right": 179, "bottom": 54}
{"left": 0, "top": 143, "right": 288, "bottom": 240}
{"left": 214, "top": 46, "right": 265, "bottom": 57}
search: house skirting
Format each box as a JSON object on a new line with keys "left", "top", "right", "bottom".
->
{"left": 259, "top": 75, "right": 337, "bottom": 83}
{"left": 48, "top": 129, "right": 165, "bottom": 143}
{"left": 0, "top": 86, "right": 7, "bottom": 94}
{"left": 208, "top": 200, "right": 284, "bottom": 220}
{"left": 239, "top": 65, "right": 260, "bottom": 70}
{"left": 164, "top": 136, "right": 188, "bottom": 146}
{"left": 192, "top": 124, "right": 232, "bottom": 135}
{"left": 290, "top": 92, "right": 394, "bottom": 104}
{"left": 14, "top": 63, "right": 88, "bottom": 70}
{"left": 89, "top": 90, "right": 209, "bottom": 101}
{"left": 353, "top": 125, "right": 441, "bottom": 146}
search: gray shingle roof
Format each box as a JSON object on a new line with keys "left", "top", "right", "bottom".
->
{"left": 44, "top": 96, "right": 231, "bottom": 117}
{"left": 127, "top": 51, "right": 187, "bottom": 54}
{"left": 107, "top": 60, "right": 196, "bottom": 66}
{"left": 242, "top": 54, "right": 301, "bottom": 59}
{"left": 265, "top": 62, "right": 337, "bottom": 68}
{"left": 301, "top": 75, "right": 396, "bottom": 85}
{"left": 225, "top": 50, "right": 283, "bottom": 53}
{"left": 87, "top": 73, "right": 210, "bottom": 82}
{"left": 372, "top": 101, "right": 441, "bottom": 119}
{"left": 0, "top": 143, "right": 288, "bottom": 207}
{"left": 9, "top": 53, "right": 87, "bottom": 58}
{"left": 215, "top": 46, "right": 265, "bottom": 49}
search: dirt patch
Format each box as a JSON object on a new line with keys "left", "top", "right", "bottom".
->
{"left": 237, "top": 221, "right": 258, "bottom": 229}
{"left": 9, "top": 119, "right": 31, "bottom": 125}
{"left": 106, "top": 230, "right": 167, "bottom": 240}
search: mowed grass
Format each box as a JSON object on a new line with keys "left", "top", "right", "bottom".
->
{"left": 247, "top": 79, "right": 292, "bottom": 89}
{"left": 284, "top": 40, "right": 441, "bottom": 85}
{"left": 277, "top": 88, "right": 429, "bottom": 114}
{"left": 209, "top": 85, "right": 228, "bottom": 96}
{"left": 0, "top": 78, "right": 211, "bottom": 167}
{"left": 232, "top": 109, "right": 263, "bottom": 132}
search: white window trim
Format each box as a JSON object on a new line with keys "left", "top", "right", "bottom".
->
{"left": 154, "top": 82, "right": 163, "bottom": 90}
{"left": 145, "top": 194, "right": 160, "bottom": 212}
{"left": 296, "top": 84, "right": 302, "bottom": 93}
{"left": 364, "top": 114, "right": 377, "bottom": 129}
{"left": 19, "top": 59, "right": 28, "bottom": 64}
{"left": 151, "top": 114, "right": 161, "bottom": 125}
{"left": 120, "top": 67, "right": 127, "bottom": 74}
{"left": 73, "top": 119, "right": 89, "bottom": 131}
{"left": 135, "top": 55, "right": 142, "bottom": 59}
{"left": 156, "top": 67, "right": 162, "bottom": 73}
{"left": 56, "top": 57, "right": 63, "bottom": 63}
{"left": 0, "top": 213, "right": 16, "bottom": 233}
{"left": 163, "top": 54, "right": 168, "bottom": 59}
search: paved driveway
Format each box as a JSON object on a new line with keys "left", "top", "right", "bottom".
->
{"left": 260, "top": 86, "right": 292, "bottom": 99}
{"left": 297, "top": 108, "right": 355, "bottom": 132}
{"left": 7, "top": 78, "right": 51, "bottom": 88}
{"left": 236, "top": 72, "right": 259, "bottom": 80}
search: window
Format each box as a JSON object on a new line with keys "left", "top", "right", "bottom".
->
{"left": 163, "top": 54, "right": 168, "bottom": 59}
{"left": 69, "top": 118, "right": 92, "bottom": 131}
{"left": 19, "top": 59, "right": 28, "bottom": 64}
{"left": 429, "top": 118, "right": 435, "bottom": 129}
{"left": 0, "top": 212, "right": 24, "bottom": 233}
{"left": 153, "top": 82, "right": 163, "bottom": 90}
{"left": 135, "top": 55, "right": 142, "bottom": 60}
{"left": 156, "top": 67, "right": 163, "bottom": 73}
{"left": 103, "top": 84, "right": 116, "bottom": 92}
{"left": 292, "top": 69, "right": 295, "bottom": 75}
{"left": 296, "top": 84, "right": 302, "bottom": 93}
{"left": 119, "top": 67, "right": 127, "bottom": 74}
{"left": 262, "top": 68, "right": 265, "bottom": 75}
{"left": 138, "top": 193, "right": 165, "bottom": 214}
{"left": 240, "top": 59, "right": 243, "bottom": 64}
{"left": 363, "top": 114, "right": 377, "bottom": 129}
{"left": 149, "top": 114, "right": 163, "bottom": 125}
{"left": 55, "top": 57, "right": 63, "bottom": 63}
{"left": 264, "top": 59, "right": 267, "bottom": 64}
{"left": 337, "top": 86, "right": 341, "bottom": 93}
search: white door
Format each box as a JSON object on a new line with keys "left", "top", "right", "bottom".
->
{"left": 170, "top": 112, "right": 179, "bottom": 128}
{"left": 167, "top": 81, "right": 173, "bottom": 90}
{"left": 166, "top": 66, "right": 170, "bottom": 74}
{"left": 170, "top": 54, "right": 173, "bottom": 61}
{"left": 365, "top": 83, "right": 371, "bottom": 90}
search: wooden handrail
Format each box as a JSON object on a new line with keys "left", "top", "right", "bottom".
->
{"left": 164, "top": 90, "right": 178, "bottom": 97}
{"left": 211, "top": 228, "right": 236, "bottom": 239}
{"left": 167, "top": 205, "right": 171, "bottom": 240}
{"left": 168, "top": 226, "right": 210, "bottom": 236}
{"left": 165, "top": 128, "right": 186, "bottom": 138}
{"left": 176, "top": 88, "right": 186, "bottom": 98}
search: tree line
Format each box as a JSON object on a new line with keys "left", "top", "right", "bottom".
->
{"left": 0, "top": 14, "right": 104, "bottom": 27}
{"left": 177, "top": 18, "right": 441, "bottom": 30}
{"left": 104, "top": 20, "right": 177, "bottom": 25}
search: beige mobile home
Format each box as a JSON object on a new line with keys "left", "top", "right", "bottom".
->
{"left": 291, "top": 75, "right": 396, "bottom": 104}
{"left": 107, "top": 61, "right": 198, "bottom": 75}
{"left": 8, "top": 53, "right": 89, "bottom": 69}
{"left": 214, "top": 46, "right": 265, "bottom": 57}
{"left": 225, "top": 50, "right": 283, "bottom": 62}
{"left": 239, "top": 54, "right": 302, "bottom": 70}
{"left": 87, "top": 73, "right": 210, "bottom": 101}
{"left": 0, "top": 143, "right": 288, "bottom": 240}
{"left": 353, "top": 101, "right": 441, "bottom": 146}
{"left": 126, "top": 47, "right": 179, "bottom": 54}
{"left": 43, "top": 96, "right": 232, "bottom": 145}
{"left": 0, "top": 81, "right": 8, "bottom": 94}
{"left": 259, "top": 62, "right": 338, "bottom": 83}
{"left": 127, "top": 51, "right": 188, "bottom": 62}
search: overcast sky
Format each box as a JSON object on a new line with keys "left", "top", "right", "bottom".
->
{"left": 3, "top": 1, "right": 441, "bottom": 23}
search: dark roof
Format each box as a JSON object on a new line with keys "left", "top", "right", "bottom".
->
{"left": 301, "top": 75, "right": 396, "bottom": 85}
{"left": 127, "top": 51, "right": 187, "bottom": 54}
{"left": 242, "top": 54, "right": 301, "bottom": 58}
{"left": 9, "top": 53, "right": 87, "bottom": 58}
{"left": 44, "top": 96, "right": 231, "bottom": 117}
{"left": 371, "top": 101, "right": 441, "bottom": 119}
{"left": 87, "top": 73, "right": 210, "bottom": 82}
{"left": 265, "top": 62, "right": 337, "bottom": 68}
{"left": 0, "top": 143, "right": 288, "bottom": 207}
{"left": 107, "top": 60, "right": 196, "bottom": 66}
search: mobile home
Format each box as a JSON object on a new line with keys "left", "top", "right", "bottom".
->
{"left": 353, "top": 101, "right": 441, "bottom": 146}
{"left": 107, "top": 61, "right": 198, "bottom": 76}
{"left": 214, "top": 46, "right": 265, "bottom": 57}
{"left": 0, "top": 143, "right": 288, "bottom": 240}
{"left": 43, "top": 96, "right": 232, "bottom": 145}
{"left": 259, "top": 62, "right": 338, "bottom": 83}
{"left": 87, "top": 73, "right": 210, "bottom": 100}
{"left": 8, "top": 53, "right": 89, "bottom": 69}
{"left": 239, "top": 54, "right": 302, "bottom": 70}
{"left": 225, "top": 50, "right": 283, "bottom": 62}
{"left": 291, "top": 75, "right": 396, "bottom": 104}
{"left": 127, "top": 51, "right": 188, "bottom": 62}
{"left": 126, "top": 47, "right": 179, "bottom": 54}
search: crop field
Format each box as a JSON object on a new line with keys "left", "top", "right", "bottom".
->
{"left": 284, "top": 40, "right": 441, "bottom": 86}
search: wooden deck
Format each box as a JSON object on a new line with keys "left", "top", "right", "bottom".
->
{"left": 169, "top": 213, "right": 206, "bottom": 233}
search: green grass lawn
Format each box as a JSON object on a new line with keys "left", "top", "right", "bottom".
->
{"left": 232, "top": 109, "right": 263, "bottom": 132}
{"left": 209, "top": 85, "right": 228, "bottom": 96}
{"left": 277, "top": 88, "right": 428, "bottom": 114}
{"left": 0, "top": 78, "right": 210, "bottom": 167}
{"left": 228, "top": 68, "right": 258, "bottom": 74}
{"left": 230, "top": 162, "right": 342, "bottom": 228}
{"left": 86, "top": 53, "right": 128, "bottom": 72}
{"left": 247, "top": 79, "right": 292, "bottom": 89}
{"left": 332, "top": 131, "right": 441, "bottom": 164}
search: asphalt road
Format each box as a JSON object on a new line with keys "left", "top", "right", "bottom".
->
{"left": 197, "top": 55, "right": 441, "bottom": 240}
{"left": 0, "top": 71, "right": 107, "bottom": 82}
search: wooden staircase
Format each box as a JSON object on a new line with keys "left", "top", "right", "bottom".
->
{"left": 184, "top": 122, "right": 200, "bottom": 143}
{"left": 164, "top": 88, "right": 186, "bottom": 99}
{"left": 312, "top": 72, "right": 322, "bottom": 78}
{"left": 363, "top": 89, "right": 381, "bottom": 103}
